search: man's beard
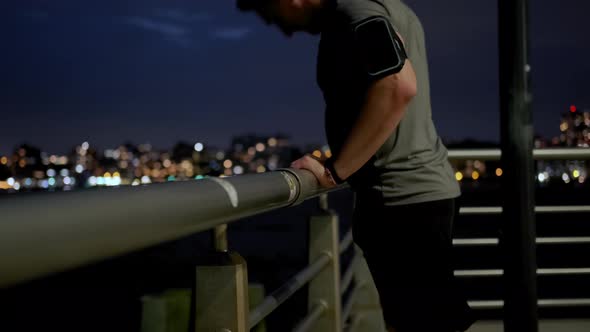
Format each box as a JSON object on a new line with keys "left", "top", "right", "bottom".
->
{"left": 303, "top": 9, "right": 325, "bottom": 34}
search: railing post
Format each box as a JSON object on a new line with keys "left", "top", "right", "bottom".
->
{"left": 498, "top": 0, "right": 538, "bottom": 330}
{"left": 307, "top": 193, "right": 341, "bottom": 332}
{"left": 141, "top": 289, "right": 192, "bottom": 332}
{"left": 349, "top": 245, "right": 387, "bottom": 332}
{"left": 195, "top": 251, "right": 249, "bottom": 332}
{"left": 213, "top": 224, "right": 229, "bottom": 252}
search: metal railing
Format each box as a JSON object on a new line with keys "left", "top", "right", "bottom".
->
{"left": 0, "top": 165, "right": 384, "bottom": 332}
{"left": 448, "top": 148, "right": 590, "bottom": 161}
{"left": 449, "top": 148, "right": 590, "bottom": 312}
{"left": 0, "top": 148, "right": 589, "bottom": 331}
{"left": 0, "top": 168, "right": 336, "bottom": 288}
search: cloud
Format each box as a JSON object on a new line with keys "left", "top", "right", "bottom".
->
{"left": 126, "top": 17, "right": 187, "bottom": 37}
{"left": 211, "top": 27, "right": 252, "bottom": 40}
{"left": 125, "top": 16, "right": 193, "bottom": 48}
{"left": 155, "top": 9, "right": 212, "bottom": 23}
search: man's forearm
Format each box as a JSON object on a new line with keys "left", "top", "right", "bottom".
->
{"left": 332, "top": 80, "right": 411, "bottom": 180}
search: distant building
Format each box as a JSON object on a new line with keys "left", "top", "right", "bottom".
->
{"left": 554, "top": 107, "right": 590, "bottom": 148}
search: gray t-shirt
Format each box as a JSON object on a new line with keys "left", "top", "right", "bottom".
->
{"left": 317, "top": 0, "right": 460, "bottom": 205}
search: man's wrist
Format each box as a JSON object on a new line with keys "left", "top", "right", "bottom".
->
{"left": 324, "top": 157, "right": 345, "bottom": 184}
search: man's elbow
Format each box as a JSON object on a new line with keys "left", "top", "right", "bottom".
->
{"left": 397, "top": 60, "right": 418, "bottom": 104}
{"left": 377, "top": 60, "right": 418, "bottom": 106}
{"left": 398, "top": 77, "right": 417, "bottom": 104}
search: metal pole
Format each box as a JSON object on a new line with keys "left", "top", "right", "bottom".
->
{"left": 498, "top": 0, "right": 538, "bottom": 330}
{"left": 213, "top": 224, "right": 229, "bottom": 252}
{"left": 0, "top": 169, "right": 346, "bottom": 288}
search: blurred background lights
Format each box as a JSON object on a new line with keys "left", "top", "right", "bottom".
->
{"left": 233, "top": 165, "right": 244, "bottom": 175}
{"left": 194, "top": 142, "right": 204, "bottom": 152}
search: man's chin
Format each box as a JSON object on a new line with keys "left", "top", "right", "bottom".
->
{"left": 282, "top": 27, "right": 321, "bottom": 36}
{"left": 279, "top": 25, "right": 322, "bottom": 37}
{"left": 305, "top": 22, "right": 323, "bottom": 35}
{"left": 306, "top": 27, "right": 322, "bottom": 35}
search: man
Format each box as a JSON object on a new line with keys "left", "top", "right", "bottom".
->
{"left": 237, "top": 0, "right": 475, "bottom": 331}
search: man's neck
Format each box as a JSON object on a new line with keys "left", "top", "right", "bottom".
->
{"left": 309, "top": 0, "right": 335, "bottom": 12}
{"left": 308, "top": 0, "right": 326, "bottom": 9}
{"left": 307, "top": 0, "right": 337, "bottom": 33}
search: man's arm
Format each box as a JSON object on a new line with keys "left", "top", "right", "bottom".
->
{"left": 331, "top": 53, "right": 417, "bottom": 181}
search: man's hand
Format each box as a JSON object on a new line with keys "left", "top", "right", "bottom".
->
{"left": 290, "top": 155, "right": 337, "bottom": 189}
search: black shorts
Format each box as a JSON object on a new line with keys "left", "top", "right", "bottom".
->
{"left": 352, "top": 190, "right": 476, "bottom": 332}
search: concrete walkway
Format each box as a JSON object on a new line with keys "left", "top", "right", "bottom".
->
{"left": 468, "top": 320, "right": 590, "bottom": 332}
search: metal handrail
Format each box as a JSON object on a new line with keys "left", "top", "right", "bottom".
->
{"left": 448, "top": 148, "right": 590, "bottom": 161}
{"left": 339, "top": 230, "right": 354, "bottom": 255}
{"left": 0, "top": 168, "right": 346, "bottom": 288}
{"left": 291, "top": 301, "right": 328, "bottom": 332}
{"left": 341, "top": 258, "right": 356, "bottom": 297}
{"left": 342, "top": 283, "right": 365, "bottom": 327}
{"left": 1, "top": 148, "right": 587, "bottom": 288}
{"left": 469, "top": 299, "right": 590, "bottom": 310}
{"left": 455, "top": 268, "right": 590, "bottom": 277}
{"left": 453, "top": 237, "right": 590, "bottom": 247}
{"left": 460, "top": 206, "right": 590, "bottom": 215}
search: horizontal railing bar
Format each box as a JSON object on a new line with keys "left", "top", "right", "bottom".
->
{"left": 453, "top": 237, "right": 590, "bottom": 247}
{"left": 342, "top": 283, "right": 364, "bottom": 327}
{"left": 538, "top": 299, "right": 590, "bottom": 307}
{"left": 455, "top": 269, "right": 504, "bottom": 277}
{"left": 537, "top": 237, "right": 590, "bottom": 244}
{"left": 249, "top": 252, "right": 332, "bottom": 329}
{"left": 340, "top": 256, "right": 356, "bottom": 297}
{"left": 460, "top": 206, "right": 590, "bottom": 215}
{"left": 291, "top": 301, "right": 328, "bottom": 332}
{"left": 533, "top": 149, "right": 590, "bottom": 160}
{"left": 0, "top": 169, "right": 347, "bottom": 288}
{"left": 448, "top": 148, "right": 590, "bottom": 161}
{"left": 460, "top": 207, "right": 502, "bottom": 215}
{"left": 538, "top": 268, "right": 590, "bottom": 275}
{"left": 455, "top": 268, "right": 590, "bottom": 277}
{"left": 339, "top": 230, "right": 354, "bottom": 255}
{"left": 469, "top": 299, "right": 590, "bottom": 310}
{"left": 453, "top": 238, "right": 499, "bottom": 246}
{"left": 448, "top": 150, "right": 501, "bottom": 160}
{"left": 536, "top": 206, "right": 590, "bottom": 213}
{"left": 468, "top": 300, "right": 504, "bottom": 310}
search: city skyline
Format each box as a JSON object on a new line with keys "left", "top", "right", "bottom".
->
{"left": 1, "top": 108, "right": 588, "bottom": 193}
{"left": 2, "top": 0, "right": 589, "bottom": 155}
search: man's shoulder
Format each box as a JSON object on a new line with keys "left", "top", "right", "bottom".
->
{"left": 334, "top": 0, "right": 390, "bottom": 24}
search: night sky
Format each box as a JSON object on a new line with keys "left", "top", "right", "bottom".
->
{"left": 1, "top": 0, "right": 588, "bottom": 155}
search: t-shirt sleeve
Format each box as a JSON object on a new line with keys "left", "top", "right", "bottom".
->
{"left": 338, "top": 0, "right": 408, "bottom": 82}
{"left": 351, "top": 15, "right": 407, "bottom": 80}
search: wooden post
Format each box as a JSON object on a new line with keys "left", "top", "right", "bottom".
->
{"left": 141, "top": 289, "right": 191, "bottom": 332}
{"left": 195, "top": 252, "right": 249, "bottom": 332}
{"left": 308, "top": 193, "right": 342, "bottom": 332}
